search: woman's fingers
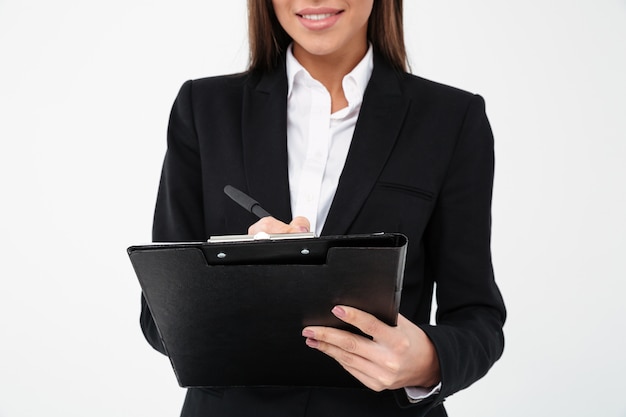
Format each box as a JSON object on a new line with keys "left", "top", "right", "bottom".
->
{"left": 247, "top": 216, "right": 310, "bottom": 235}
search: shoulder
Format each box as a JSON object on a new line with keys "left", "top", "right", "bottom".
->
{"left": 169, "top": 71, "right": 259, "bottom": 117}
{"left": 369, "top": 54, "right": 485, "bottom": 116}
{"left": 176, "top": 72, "right": 250, "bottom": 100}
{"left": 191, "top": 71, "right": 253, "bottom": 89}
{"left": 399, "top": 72, "right": 484, "bottom": 111}
{"left": 391, "top": 73, "right": 490, "bottom": 133}
{"left": 174, "top": 66, "right": 284, "bottom": 105}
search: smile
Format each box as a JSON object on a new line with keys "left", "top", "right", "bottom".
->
{"left": 295, "top": 8, "right": 344, "bottom": 30}
{"left": 299, "top": 13, "right": 337, "bottom": 21}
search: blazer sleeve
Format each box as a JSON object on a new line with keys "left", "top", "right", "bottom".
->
{"left": 140, "top": 80, "right": 206, "bottom": 354}
{"left": 398, "top": 94, "right": 506, "bottom": 411}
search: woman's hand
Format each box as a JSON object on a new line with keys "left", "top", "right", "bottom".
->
{"left": 248, "top": 216, "right": 310, "bottom": 235}
{"left": 302, "top": 306, "right": 441, "bottom": 391}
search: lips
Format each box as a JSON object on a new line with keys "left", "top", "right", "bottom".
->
{"left": 296, "top": 8, "right": 344, "bottom": 30}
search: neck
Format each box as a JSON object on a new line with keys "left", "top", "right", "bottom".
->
{"left": 292, "top": 41, "right": 368, "bottom": 113}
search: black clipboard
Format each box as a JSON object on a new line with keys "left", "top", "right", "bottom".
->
{"left": 128, "top": 233, "right": 407, "bottom": 388}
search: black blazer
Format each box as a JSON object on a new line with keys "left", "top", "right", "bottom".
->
{"left": 141, "top": 52, "right": 506, "bottom": 417}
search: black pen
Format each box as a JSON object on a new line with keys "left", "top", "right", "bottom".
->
{"left": 224, "top": 185, "right": 272, "bottom": 219}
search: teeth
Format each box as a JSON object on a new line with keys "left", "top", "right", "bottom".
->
{"left": 301, "top": 13, "right": 334, "bottom": 21}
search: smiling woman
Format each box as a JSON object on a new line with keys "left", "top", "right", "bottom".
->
{"left": 139, "top": 1, "right": 506, "bottom": 416}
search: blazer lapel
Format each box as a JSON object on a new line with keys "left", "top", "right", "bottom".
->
{"left": 322, "top": 57, "right": 410, "bottom": 235}
{"left": 241, "top": 65, "right": 293, "bottom": 223}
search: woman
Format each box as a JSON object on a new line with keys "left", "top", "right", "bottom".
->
{"left": 141, "top": 1, "right": 506, "bottom": 416}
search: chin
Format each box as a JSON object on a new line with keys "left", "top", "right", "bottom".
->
{"left": 294, "top": 39, "right": 346, "bottom": 58}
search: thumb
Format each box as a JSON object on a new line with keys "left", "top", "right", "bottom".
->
{"left": 289, "top": 216, "right": 311, "bottom": 233}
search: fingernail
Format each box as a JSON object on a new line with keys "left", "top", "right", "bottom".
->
{"left": 332, "top": 306, "right": 346, "bottom": 318}
{"left": 302, "top": 329, "right": 315, "bottom": 338}
{"left": 305, "top": 338, "right": 319, "bottom": 348}
{"left": 298, "top": 226, "right": 309, "bottom": 233}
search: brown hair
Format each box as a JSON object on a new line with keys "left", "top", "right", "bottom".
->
{"left": 247, "top": 0, "right": 407, "bottom": 72}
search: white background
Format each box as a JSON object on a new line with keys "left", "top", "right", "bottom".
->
{"left": 1, "top": 1, "right": 625, "bottom": 416}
